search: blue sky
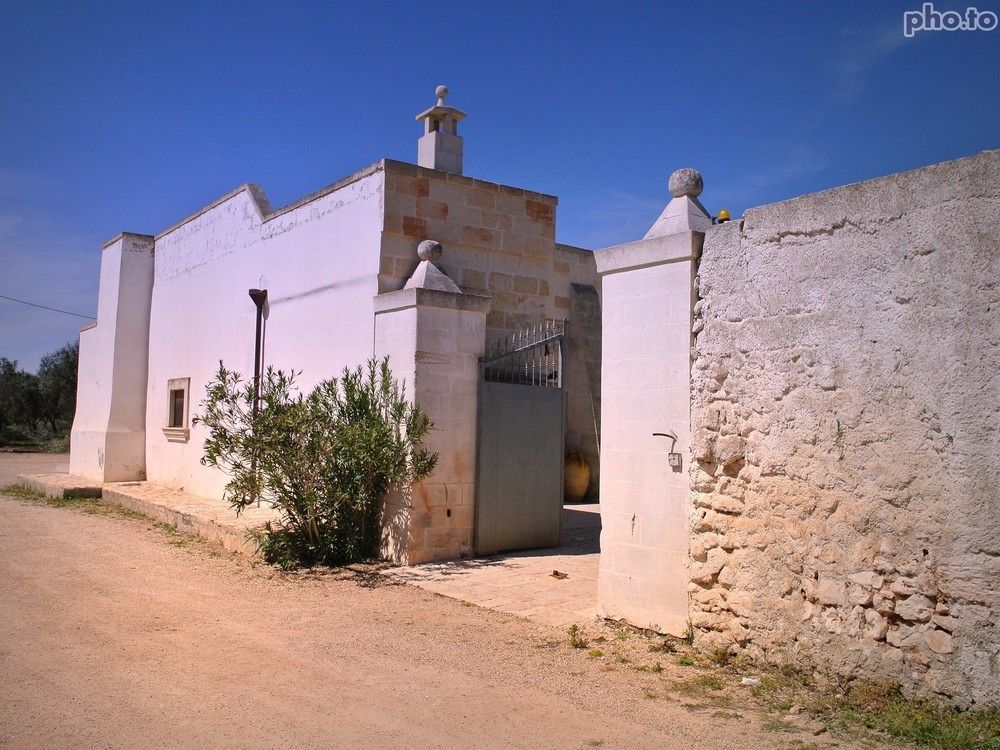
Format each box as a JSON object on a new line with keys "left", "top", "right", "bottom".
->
{"left": 1, "top": 1, "right": 997, "bottom": 370}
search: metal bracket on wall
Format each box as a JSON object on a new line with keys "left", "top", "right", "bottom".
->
{"left": 653, "top": 431, "right": 683, "bottom": 469}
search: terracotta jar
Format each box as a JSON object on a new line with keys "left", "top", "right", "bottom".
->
{"left": 564, "top": 450, "right": 591, "bottom": 502}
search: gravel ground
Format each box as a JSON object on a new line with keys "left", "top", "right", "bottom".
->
{"left": 0, "top": 454, "right": 864, "bottom": 749}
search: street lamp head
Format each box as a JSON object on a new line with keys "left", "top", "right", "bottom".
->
{"left": 248, "top": 288, "right": 268, "bottom": 308}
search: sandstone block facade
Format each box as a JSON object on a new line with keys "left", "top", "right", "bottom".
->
{"left": 382, "top": 160, "right": 602, "bottom": 494}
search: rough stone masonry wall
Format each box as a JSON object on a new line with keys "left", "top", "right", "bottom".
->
{"left": 688, "top": 150, "right": 1000, "bottom": 707}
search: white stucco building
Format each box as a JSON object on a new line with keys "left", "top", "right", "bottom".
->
{"left": 65, "top": 84, "right": 999, "bottom": 705}
{"left": 70, "top": 86, "right": 602, "bottom": 563}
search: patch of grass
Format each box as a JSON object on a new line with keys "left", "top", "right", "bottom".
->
{"left": 587, "top": 648, "right": 604, "bottom": 658}
{"left": 763, "top": 719, "right": 795, "bottom": 733}
{"left": 710, "top": 710, "right": 743, "bottom": 720}
{"left": 750, "top": 665, "right": 814, "bottom": 713}
{"left": 670, "top": 673, "right": 725, "bottom": 696}
{"left": 649, "top": 639, "right": 677, "bottom": 654}
{"left": 828, "top": 680, "right": 1000, "bottom": 750}
{"left": 634, "top": 662, "right": 663, "bottom": 674}
{"left": 708, "top": 647, "right": 731, "bottom": 667}
{"left": 2, "top": 484, "right": 50, "bottom": 501}
{"left": 568, "top": 624, "right": 588, "bottom": 649}
{"left": 2, "top": 484, "right": 225, "bottom": 556}
{"left": 602, "top": 622, "right": 997, "bottom": 750}
{"left": 682, "top": 619, "right": 694, "bottom": 645}
{"left": 642, "top": 687, "right": 658, "bottom": 700}
{"left": 3, "top": 483, "right": 102, "bottom": 511}
{"left": 163, "top": 527, "right": 190, "bottom": 548}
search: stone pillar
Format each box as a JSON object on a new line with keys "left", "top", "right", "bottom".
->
{"left": 593, "top": 169, "right": 711, "bottom": 635}
{"left": 374, "top": 240, "right": 489, "bottom": 563}
{"left": 70, "top": 232, "right": 155, "bottom": 482}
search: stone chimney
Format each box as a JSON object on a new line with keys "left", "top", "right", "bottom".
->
{"left": 415, "top": 85, "right": 466, "bottom": 174}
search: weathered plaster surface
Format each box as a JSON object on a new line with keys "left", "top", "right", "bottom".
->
{"left": 689, "top": 150, "right": 1000, "bottom": 706}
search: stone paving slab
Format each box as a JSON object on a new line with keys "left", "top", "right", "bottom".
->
{"left": 16, "top": 472, "right": 102, "bottom": 499}
{"left": 101, "top": 481, "right": 278, "bottom": 557}
{"left": 387, "top": 504, "right": 601, "bottom": 628}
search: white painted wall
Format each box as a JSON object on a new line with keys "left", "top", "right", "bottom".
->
{"left": 144, "top": 170, "right": 386, "bottom": 498}
{"left": 70, "top": 233, "right": 154, "bottom": 482}
{"left": 595, "top": 231, "right": 702, "bottom": 636}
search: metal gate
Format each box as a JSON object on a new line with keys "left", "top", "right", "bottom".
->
{"left": 475, "top": 320, "right": 566, "bottom": 555}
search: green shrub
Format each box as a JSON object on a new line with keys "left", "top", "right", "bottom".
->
{"left": 196, "top": 357, "right": 437, "bottom": 568}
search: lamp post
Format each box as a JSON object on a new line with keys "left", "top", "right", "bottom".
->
{"left": 248, "top": 288, "right": 268, "bottom": 418}
{"left": 248, "top": 288, "right": 267, "bottom": 503}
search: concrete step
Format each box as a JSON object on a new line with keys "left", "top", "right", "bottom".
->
{"left": 16, "top": 471, "right": 277, "bottom": 558}
{"left": 17, "top": 472, "right": 102, "bottom": 499}
{"left": 101, "top": 481, "right": 278, "bottom": 557}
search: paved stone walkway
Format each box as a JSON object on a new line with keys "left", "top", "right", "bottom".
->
{"left": 388, "top": 504, "right": 601, "bottom": 628}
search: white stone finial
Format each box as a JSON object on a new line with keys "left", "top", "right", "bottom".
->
{"left": 417, "top": 239, "right": 443, "bottom": 261}
{"left": 435, "top": 85, "right": 448, "bottom": 105}
{"left": 669, "top": 168, "right": 704, "bottom": 199}
{"left": 643, "top": 167, "right": 711, "bottom": 237}
{"left": 405, "top": 239, "right": 460, "bottom": 293}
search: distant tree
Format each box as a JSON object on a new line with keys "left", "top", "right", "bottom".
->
{"left": 0, "top": 357, "right": 41, "bottom": 433}
{"left": 37, "top": 342, "right": 78, "bottom": 432}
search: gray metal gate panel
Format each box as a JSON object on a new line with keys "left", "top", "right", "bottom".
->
{"left": 475, "top": 381, "right": 564, "bottom": 555}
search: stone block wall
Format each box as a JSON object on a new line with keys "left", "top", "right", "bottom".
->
{"left": 689, "top": 150, "right": 1000, "bottom": 706}
{"left": 381, "top": 160, "right": 601, "bottom": 495}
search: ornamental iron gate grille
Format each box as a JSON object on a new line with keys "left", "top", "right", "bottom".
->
{"left": 475, "top": 320, "right": 566, "bottom": 555}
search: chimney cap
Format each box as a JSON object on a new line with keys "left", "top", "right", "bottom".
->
{"left": 416, "top": 83, "right": 467, "bottom": 122}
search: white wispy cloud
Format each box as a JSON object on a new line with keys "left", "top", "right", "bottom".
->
{"left": 832, "top": 20, "right": 910, "bottom": 101}
{"left": 708, "top": 144, "right": 832, "bottom": 214}
{"left": 564, "top": 189, "right": 667, "bottom": 249}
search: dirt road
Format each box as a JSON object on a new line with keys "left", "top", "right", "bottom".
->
{"left": 0, "top": 454, "right": 833, "bottom": 749}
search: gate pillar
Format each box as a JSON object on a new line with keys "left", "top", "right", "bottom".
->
{"left": 592, "top": 169, "right": 711, "bottom": 634}
{"left": 374, "top": 240, "right": 490, "bottom": 564}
